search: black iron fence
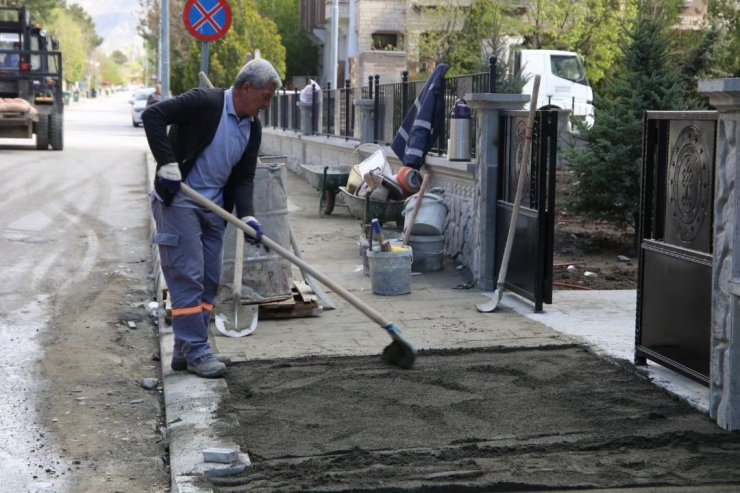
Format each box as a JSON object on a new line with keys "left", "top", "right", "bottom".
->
{"left": 261, "top": 60, "right": 498, "bottom": 158}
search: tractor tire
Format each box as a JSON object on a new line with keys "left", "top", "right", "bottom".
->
{"left": 49, "top": 113, "right": 64, "bottom": 150}
{"left": 35, "top": 115, "right": 49, "bottom": 150}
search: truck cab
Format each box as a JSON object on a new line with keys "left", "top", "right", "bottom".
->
{"left": 515, "top": 49, "right": 594, "bottom": 128}
{"left": 0, "top": 6, "right": 64, "bottom": 150}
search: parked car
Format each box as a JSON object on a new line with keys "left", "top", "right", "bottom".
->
{"left": 130, "top": 87, "right": 155, "bottom": 127}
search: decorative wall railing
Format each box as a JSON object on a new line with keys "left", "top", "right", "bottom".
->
{"left": 260, "top": 60, "right": 497, "bottom": 159}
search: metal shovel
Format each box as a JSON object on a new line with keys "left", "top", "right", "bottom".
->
{"left": 214, "top": 229, "right": 259, "bottom": 337}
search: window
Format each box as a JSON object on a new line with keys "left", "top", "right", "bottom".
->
{"left": 550, "top": 55, "right": 588, "bottom": 86}
{"left": 372, "top": 32, "right": 399, "bottom": 51}
{"left": 0, "top": 32, "right": 20, "bottom": 70}
{"left": 30, "top": 35, "right": 40, "bottom": 71}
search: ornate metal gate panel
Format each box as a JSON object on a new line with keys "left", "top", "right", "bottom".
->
{"left": 636, "top": 111, "right": 718, "bottom": 384}
{"left": 495, "top": 110, "right": 557, "bottom": 312}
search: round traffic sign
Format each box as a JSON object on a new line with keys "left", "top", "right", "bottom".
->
{"left": 183, "top": 0, "right": 232, "bottom": 42}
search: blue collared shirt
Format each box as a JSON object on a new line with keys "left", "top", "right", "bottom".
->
{"left": 171, "top": 87, "right": 252, "bottom": 208}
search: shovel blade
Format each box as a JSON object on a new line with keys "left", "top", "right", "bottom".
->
{"left": 382, "top": 323, "right": 416, "bottom": 369}
{"left": 214, "top": 306, "right": 259, "bottom": 338}
{"left": 476, "top": 289, "right": 503, "bottom": 313}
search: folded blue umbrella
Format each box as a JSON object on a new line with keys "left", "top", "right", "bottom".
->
{"left": 391, "top": 63, "right": 450, "bottom": 170}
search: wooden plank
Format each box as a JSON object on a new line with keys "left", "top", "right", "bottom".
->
{"left": 293, "top": 280, "right": 318, "bottom": 304}
{"left": 258, "top": 300, "right": 322, "bottom": 319}
{"left": 258, "top": 284, "right": 323, "bottom": 320}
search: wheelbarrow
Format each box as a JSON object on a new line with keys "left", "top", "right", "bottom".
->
{"left": 338, "top": 186, "right": 405, "bottom": 230}
{"left": 300, "top": 163, "right": 352, "bottom": 215}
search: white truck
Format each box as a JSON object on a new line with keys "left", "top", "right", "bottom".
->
{"left": 514, "top": 49, "right": 595, "bottom": 127}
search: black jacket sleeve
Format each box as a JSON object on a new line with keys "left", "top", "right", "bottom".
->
{"left": 141, "top": 88, "right": 214, "bottom": 171}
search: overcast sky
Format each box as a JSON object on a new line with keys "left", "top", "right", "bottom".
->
{"left": 71, "top": 0, "right": 144, "bottom": 55}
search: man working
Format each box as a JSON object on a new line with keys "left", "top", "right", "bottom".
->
{"left": 142, "top": 58, "right": 281, "bottom": 378}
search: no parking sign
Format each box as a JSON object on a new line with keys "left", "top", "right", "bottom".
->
{"left": 183, "top": 0, "right": 232, "bottom": 42}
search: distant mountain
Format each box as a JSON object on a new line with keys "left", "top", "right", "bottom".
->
{"left": 72, "top": 0, "right": 143, "bottom": 54}
{"left": 95, "top": 13, "right": 142, "bottom": 54}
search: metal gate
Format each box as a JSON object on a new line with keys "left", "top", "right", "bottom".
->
{"left": 495, "top": 110, "right": 557, "bottom": 312}
{"left": 635, "top": 111, "right": 718, "bottom": 384}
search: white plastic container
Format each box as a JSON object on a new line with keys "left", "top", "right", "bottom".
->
{"left": 403, "top": 193, "right": 448, "bottom": 236}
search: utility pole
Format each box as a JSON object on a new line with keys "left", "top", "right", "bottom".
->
{"left": 330, "top": 0, "right": 338, "bottom": 90}
{"left": 161, "top": 0, "right": 171, "bottom": 98}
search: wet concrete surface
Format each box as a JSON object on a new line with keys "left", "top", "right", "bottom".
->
{"left": 211, "top": 346, "right": 740, "bottom": 492}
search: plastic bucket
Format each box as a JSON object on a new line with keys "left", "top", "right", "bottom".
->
{"left": 367, "top": 246, "right": 413, "bottom": 295}
{"left": 408, "top": 235, "right": 444, "bottom": 272}
{"left": 403, "top": 193, "right": 448, "bottom": 236}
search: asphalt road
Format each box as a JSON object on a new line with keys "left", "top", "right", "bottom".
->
{"left": 0, "top": 91, "right": 157, "bottom": 491}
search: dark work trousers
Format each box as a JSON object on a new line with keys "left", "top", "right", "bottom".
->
{"left": 150, "top": 194, "right": 225, "bottom": 363}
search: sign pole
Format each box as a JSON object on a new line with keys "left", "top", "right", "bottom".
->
{"left": 161, "top": 0, "right": 170, "bottom": 98}
{"left": 200, "top": 41, "right": 209, "bottom": 88}
{"left": 183, "top": 0, "right": 232, "bottom": 90}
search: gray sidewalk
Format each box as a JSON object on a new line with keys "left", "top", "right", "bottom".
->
{"left": 153, "top": 161, "right": 709, "bottom": 492}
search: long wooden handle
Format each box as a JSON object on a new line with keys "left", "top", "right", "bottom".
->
{"left": 199, "top": 71, "right": 214, "bottom": 88}
{"left": 179, "top": 183, "right": 393, "bottom": 328}
{"left": 495, "top": 75, "right": 541, "bottom": 289}
{"left": 402, "top": 172, "right": 430, "bottom": 246}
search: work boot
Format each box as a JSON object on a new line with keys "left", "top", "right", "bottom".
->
{"left": 186, "top": 354, "right": 227, "bottom": 378}
{"left": 171, "top": 353, "right": 231, "bottom": 372}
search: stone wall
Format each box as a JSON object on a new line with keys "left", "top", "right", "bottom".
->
{"left": 356, "top": 0, "right": 407, "bottom": 51}
{"left": 699, "top": 78, "right": 740, "bottom": 431}
{"left": 357, "top": 51, "right": 408, "bottom": 86}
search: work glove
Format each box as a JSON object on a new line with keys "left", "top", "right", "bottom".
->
{"left": 242, "top": 216, "right": 268, "bottom": 251}
{"left": 156, "top": 162, "right": 182, "bottom": 206}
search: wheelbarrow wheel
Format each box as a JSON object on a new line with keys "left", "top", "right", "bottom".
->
{"left": 322, "top": 190, "right": 336, "bottom": 215}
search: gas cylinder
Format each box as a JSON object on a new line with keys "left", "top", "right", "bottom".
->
{"left": 448, "top": 98, "right": 471, "bottom": 161}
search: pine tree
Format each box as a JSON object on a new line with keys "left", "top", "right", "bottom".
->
{"left": 565, "top": 0, "right": 690, "bottom": 234}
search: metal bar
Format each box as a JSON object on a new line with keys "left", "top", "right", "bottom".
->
{"left": 489, "top": 55, "right": 497, "bottom": 93}
{"left": 544, "top": 110, "right": 557, "bottom": 305}
{"left": 635, "top": 346, "right": 710, "bottom": 385}
{"left": 534, "top": 111, "right": 545, "bottom": 313}
{"left": 311, "top": 83, "right": 317, "bottom": 134}
{"left": 281, "top": 88, "right": 287, "bottom": 131}
{"left": 437, "top": 76, "right": 446, "bottom": 152}
{"left": 326, "top": 83, "right": 332, "bottom": 135}
{"left": 373, "top": 74, "right": 380, "bottom": 143}
{"left": 344, "top": 78, "right": 350, "bottom": 139}
{"left": 635, "top": 115, "right": 657, "bottom": 366}
{"left": 293, "top": 89, "right": 299, "bottom": 130}
{"left": 646, "top": 110, "right": 718, "bottom": 120}
{"left": 401, "top": 70, "right": 409, "bottom": 118}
